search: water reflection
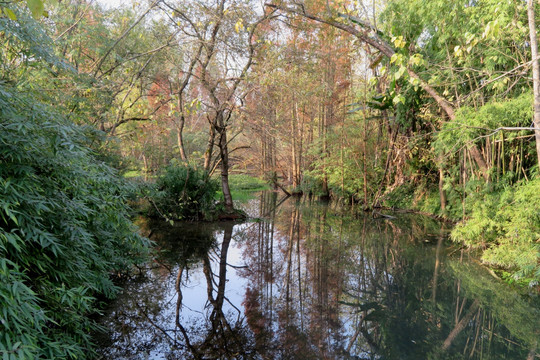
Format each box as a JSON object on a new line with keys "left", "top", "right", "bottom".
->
{"left": 175, "top": 222, "right": 257, "bottom": 359}
{"left": 96, "top": 192, "right": 539, "bottom": 359}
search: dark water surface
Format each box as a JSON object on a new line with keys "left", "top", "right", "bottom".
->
{"left": 96, "top": 192, "right": 539, "bottom": 359}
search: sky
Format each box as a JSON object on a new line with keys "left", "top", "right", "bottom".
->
{"left": 96, "top": 0, "right": 126, "bottom": 10}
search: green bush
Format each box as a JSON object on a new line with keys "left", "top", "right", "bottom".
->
{"left": 0, "top": 84, "right": 150, "bottom": 359}
{"left": 434, "top": 93, "right": 533, "bottom": 156}
{"left": 149, "top": 161, "right": 219, "bottom": 220}
{"left": 452, "top": 178, "right": 540, "bottom": 285}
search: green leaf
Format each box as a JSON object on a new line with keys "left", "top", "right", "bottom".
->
{"left": 393, "top": 35, "right": 406, "bottom": 49}
{"left": 3, "top": 8, "right": 17, "bottom": 21}
{"left": 409, "top": 54, "right": 424, "bottom": 66}
{"left": 26, "top": 0, "right": 44, "bottom": 19}
{"left": 393, "top": 94, "right": 405, "bottom": 105}
{"left": 394, "top": 66, "right": 406, "bottom": 80}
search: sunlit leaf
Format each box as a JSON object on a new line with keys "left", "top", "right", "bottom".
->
{"left": 235, "top": 19, "right": 244, "bottom": 33}
{"left": 26, "top": 0, "right": 44, "bottom": 18}
{"left": 3, "top": 8, "right": 17, "bottom": 21}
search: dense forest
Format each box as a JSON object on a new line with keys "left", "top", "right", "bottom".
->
{"left": 0, "top": 0, "right": 539, "bottom": 358}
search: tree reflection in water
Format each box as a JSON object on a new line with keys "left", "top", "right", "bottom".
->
{"left": 176, "top": 222, "right": 256, "bottom": 359}
{"left": 96, "top": 192, "right": 539, "bottom": 360}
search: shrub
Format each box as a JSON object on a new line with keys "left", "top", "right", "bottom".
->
{"left": 451, "top": 178, "right": 540, "bottom": 285}
{"left": 0, "top": 84, "right": 150, "bottom": 358}
{"left": 434, "top": 92, "right": 533, "bottom": 156}
{"left": 149, "top": 161, "right": 219, "bottom": 220}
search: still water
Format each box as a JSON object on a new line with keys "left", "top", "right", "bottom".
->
{"left": 96, "top": 192, "right": 539, "bottom": 359}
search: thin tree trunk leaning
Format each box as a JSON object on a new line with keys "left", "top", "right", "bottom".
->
{"left": 442, "top": 299, "right": 480, "bottom": 350}
{"left": 265, "top": 3, "right": 454, "bottom": 120}
{"left": 438, "top": 165, "right": 447, "bottom": 211}
{"left": 177, "top": 116, "right": 187, "bottom": 161}
{"left": 406, "top": 69, "right": 455, "bottom": 119}
{"left": 272, "top": 178, "right": 292, "bottom": 197}
{"left": 528, "top": 0, "right": 540, "bottom": 167}
{"left": 174, "top": 44, "right": 203, "bottom": 163}
{"left": 469, "top": 145, "right": 489, "bottom": 180}
{"left": 204, "top": 124, "right": 216, "bottom": 172}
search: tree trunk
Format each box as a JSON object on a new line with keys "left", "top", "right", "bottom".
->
{"left": 439, "top": 165, "right": 447, "bottom": 212}
{"left": 217, "top": 112, "right": 234, "bottom": 213}
{"left": 177, "top": 115, "right": 187, "bottom": 161}
{"left": 204, "top": 123, "right": 216, "bottom": 172}
{"left": 442, "top": 300, "right": 480, "bottom": 350}
{"left": 291, "top": 101, "right": 299, "bottom": 188}
{"left": 321, "top": 101, "right": 329, "bottom": 198}
{"left": 528, "top": 0, "right": 540, "bottom": 167}
{"left": 469, "top": 145, "right": 489, "bottom": 180}
{"left": 176, "top": 93, "right": 188, "bottom": 162}
{"left": 362, "top": 90, "right": 369, "bottom": 207}
{"left": 142, "top": 153, "right": 149, "bottom": 181}
{"left": 265, "top": 3, "right": 455, "bottom": 120}
{"left": 299, "top": 104, "right": 305, "bottom": 187}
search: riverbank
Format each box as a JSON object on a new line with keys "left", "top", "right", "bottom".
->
{"left": 380, "top": 178, "right": 540, "bottom": 289}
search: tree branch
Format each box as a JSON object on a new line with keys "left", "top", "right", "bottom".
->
{"left": 92, "top": 0, "right": 160, "bottom": 76}
{"left": 265, "top": 2, "right": 456, "bottom": 119}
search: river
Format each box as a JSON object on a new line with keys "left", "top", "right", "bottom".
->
{"left": 95, "top": 191, "right": 539, "bottom": 359}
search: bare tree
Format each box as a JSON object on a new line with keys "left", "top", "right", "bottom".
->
{"left": 164, "top": 0, "right": 274, "bottom": 214}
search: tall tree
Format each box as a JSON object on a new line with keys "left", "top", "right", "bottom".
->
{"left": 162, "top": 0, "right": 273, "bottom": 213}
{"left": 528, "top": 0, "right": 540, "bottom": 167}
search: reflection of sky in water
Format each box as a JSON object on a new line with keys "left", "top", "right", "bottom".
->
{"left": 181, "top": 224, "right": 251, "bottom": 317}
{"left": 97, "top": 221, "right": 260, "bottom": 359}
